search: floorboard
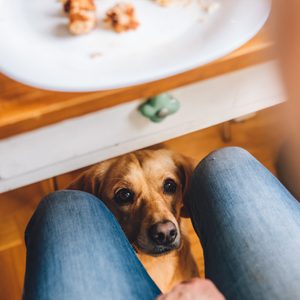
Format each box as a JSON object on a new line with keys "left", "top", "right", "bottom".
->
{"left": 0, "top": 106, "right": 284, "bottom": 300}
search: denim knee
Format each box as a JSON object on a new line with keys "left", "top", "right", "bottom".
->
{"left": 187, "top": 147, "right": 256, "bottom": 210}
{"left": 37, "top": 190, "right": 106, "bottom": 215}
{"left": 195, "top": 146, "right": 254, "bottom": 176}
{"left": 25, "top": 190, "right": 110, "bottom": 242}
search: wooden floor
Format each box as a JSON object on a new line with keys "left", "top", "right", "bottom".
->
{"left": 0, "top": 105, "right": 284, "bottom": 300}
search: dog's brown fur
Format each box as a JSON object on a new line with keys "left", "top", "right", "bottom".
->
{"left": 68, "top": 149, "right": 199, "bottom": 292}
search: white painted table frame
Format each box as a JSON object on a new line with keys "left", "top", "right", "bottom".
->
{"left": 0, "top": 61, "right": 284, "bottom": 193}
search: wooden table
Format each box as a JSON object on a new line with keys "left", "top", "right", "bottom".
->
{"left": 0, "top": 22, "right": 284, "bottom": 193}
{"left": 0, "top": 23, "right": 274, "bottom": 140}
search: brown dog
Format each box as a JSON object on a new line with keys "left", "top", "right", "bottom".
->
{"left": 68, "top": 149, "right": 199, "bottom": 292}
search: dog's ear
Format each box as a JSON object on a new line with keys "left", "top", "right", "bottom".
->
{"left": 67, "top": 160, "right": 112, "bottom": 196}
{"left": 173, "top": 153, "right": 196, "bottom": 218}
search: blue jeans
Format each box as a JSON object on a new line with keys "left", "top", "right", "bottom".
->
{"left": 23, "top": 147, "right": 300, "bottom": 300}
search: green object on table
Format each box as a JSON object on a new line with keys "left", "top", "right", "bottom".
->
{"left": 139, "top": 94, "right": 180, "bottom": 123}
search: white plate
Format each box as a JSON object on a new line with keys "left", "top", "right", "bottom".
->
{"left": 0, "top": 0, "right": 271, "bottom": 92}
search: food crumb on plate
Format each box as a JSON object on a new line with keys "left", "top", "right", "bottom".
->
{"left": 198, "top": 0, "right": 220, "bottom": 14}
{"left": 104, "top": 2, "right": 139, "bottom": 33}
{"left": 90, "top": 52, "right": 103, "bottom": 59}
{"left": 61, "top": 0, "right": 97, "bottom": 35}
{"left": 155, "top": 0, "right": 173, "bottom": 6}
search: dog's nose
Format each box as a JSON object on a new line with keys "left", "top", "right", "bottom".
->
{"left": 148, "top": 221, "right": 177, "bottom": 246}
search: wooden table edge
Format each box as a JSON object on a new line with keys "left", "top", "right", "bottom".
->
{"left": 0, "top": 23, "right": 274, "bottom": 139}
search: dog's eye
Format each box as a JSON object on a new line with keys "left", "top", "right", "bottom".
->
{"left": 163, "top": 178, "right": 177, "bottom": 194}
{"left": 114, "top": 188, "right": 134, "bottom": 205}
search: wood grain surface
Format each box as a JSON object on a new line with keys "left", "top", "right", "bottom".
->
{"left": 0, "top": 23, "right": 274, "bottom": 139}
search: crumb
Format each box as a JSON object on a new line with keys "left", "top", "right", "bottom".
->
{"left": 205, "top": 2, "right": 220, "bottom": 14}
{"left": 198, "top": 0, "right": 220, "bottom": 14}
{"left": 64, "top": 0, "right": 96, "bottom": 35}
{"left": 155, "top": 0, "right": 173, "bottom": 6}
{"left": 104, "top": 3, "right": 139, "bottom": 33}
{"left": 155, "top": 0, "right": 192, "bottom": 7}
{"left": 90, "top": 52, "right": 103, "bottom": 59}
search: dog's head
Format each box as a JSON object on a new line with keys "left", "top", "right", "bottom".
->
{"left": 68, "top": 149, "right": 194, "bottom": 256}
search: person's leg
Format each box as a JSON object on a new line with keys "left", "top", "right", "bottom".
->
{"left": 187, "top": 147, "right": 300, "bottom": 300}
{"left": 276, "top": 142, "right": 300, "bottom": 200}
{"left": 23, "top": 190, "right": 160, "bottom": 300}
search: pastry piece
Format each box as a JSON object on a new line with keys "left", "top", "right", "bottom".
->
{"left": 62, "top": 0, "right": 96, "bottom": 35}
{"left": 155, "top": 0, "right": 173, "bottom": 6}
{"left": 104, "top": 3, "right": 139, "bottom": 33}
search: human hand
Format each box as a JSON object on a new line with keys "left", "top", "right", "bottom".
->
{"left": 156, "top": 278, "right": 225, "bottom": 300}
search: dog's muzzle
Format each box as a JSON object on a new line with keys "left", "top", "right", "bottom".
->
{"left": 148, "top": 221, "right": 177, "bottom": 246}
{"left": 146, "top": 220, "right": 180, "bottom": 255}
